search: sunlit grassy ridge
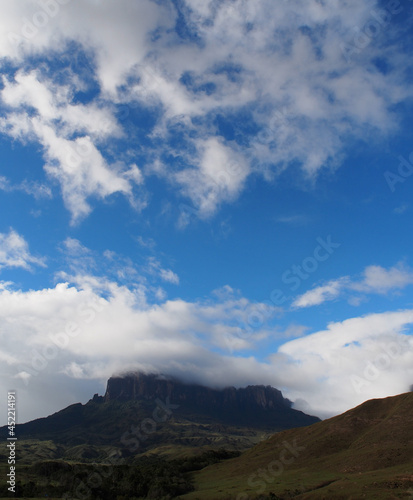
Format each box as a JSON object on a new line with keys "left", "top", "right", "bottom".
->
{"left": 182, "top": 392, "right": 413, "bottom": 499}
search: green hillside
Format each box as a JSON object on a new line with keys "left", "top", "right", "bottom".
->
{"left": 182, "top": 392, "right": 413, "bottom": 499}
{"left": 1, "top": 384, "right": 412, "bottom": 499}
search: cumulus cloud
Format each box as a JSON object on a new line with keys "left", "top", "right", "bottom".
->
{"left": 0, "top": 277, "right": 278, "bottom": 422}
{"left": 0, "top": 275, "right": 412, "bottom": 423}
{"left": 293, "top": 263, "right": 413, "bottom": 308}
{"left": 0, "top": 228, "right": 46, "bottom": 271}
{"left": 277, "top": 310, "right": 413, "bottom": 417}
{"left": 0, "top": 0, "right": 411, "bottom": 221}
{"left": 174, "top": 137, "right": 250, "bottom": 220}
{"left": 0, "top": 70, "right": 144, "bottom": 223}
{"left": 1, "top": 0, "right": 413, "bottom": 426}
{"left": 354, "top": 264, "right": 413, "bottom": 293}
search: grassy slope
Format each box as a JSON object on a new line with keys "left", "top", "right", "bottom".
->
{"left": 181, "top": 392, "right": 413, "bottom": 499}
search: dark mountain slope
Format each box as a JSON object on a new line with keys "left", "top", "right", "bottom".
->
{"left": 0, "top": 372, "right": 320, "bottom": 459}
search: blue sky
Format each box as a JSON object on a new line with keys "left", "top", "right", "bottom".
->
{"left": 1, "top": 0, "right": 413, "bottom": 424}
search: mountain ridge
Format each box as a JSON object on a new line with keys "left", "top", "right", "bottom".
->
{"left": 0, "top": 372, "right": 320, "bottom": 459}
{"left": 103, "top": 371, "right": 294, "bottom": 410}
{"left": 1, "top": 377, "right": 412, "bottom": 498}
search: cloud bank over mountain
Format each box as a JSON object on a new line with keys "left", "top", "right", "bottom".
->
{"left": 0, "top": 0, "right": 412, "bottom": 423}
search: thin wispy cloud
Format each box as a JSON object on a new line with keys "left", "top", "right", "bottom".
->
{"left": 293, "top": 263, "right": 413, "bottom": 308}
{"left": 159, "top": 268, "right": 180, "bottom": 285}
{"left": 0, "top": 229, "right": 46, "bottom": 271}
{"left": 0, "top": 176, "right": 52, "bottom": 200}
{"left": 293, "top": 278, "right": 347, "bottom": 308}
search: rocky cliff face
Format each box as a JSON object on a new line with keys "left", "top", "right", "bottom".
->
{"left": 2, "top": 372, "right": 320, "bottom": 450}
{"left": 104, "top": 372, "right": 292, "bottom": 412}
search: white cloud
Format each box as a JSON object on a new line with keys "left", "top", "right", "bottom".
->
{"left": 275, "top": 324, "right": 309, "bottom": 340}
{"left": 58, "top": 240, "right": 182, "bottom": 300}
{"left": 19, "top": 180, "right": 53, "bottom": 199}
{"left": 59, "top": 237, "right": 97, "bottom": 275}
{"left": 0, "top": 71, "right": 144, "bottom": 223}
{"left": 1, "top": 71, "right": 119, "bottom": 137}
{"left": 355, "top": 264, "right": 413, "bottom": 293}
{"left": 0, "top": 277, "right": 412, "bottom": 423}
{"left": 0, "top": 0, "right": 410, "bottom": 220}
{"left": 159, "top": 269, "right": 180, "bottom": 285}
{"left": 136, "top": 236, "right": 156, "bottom": 250}
{"left": 63, "top": 237, "right": 91, "bottom": 256}
{"left": 0, "top": 277, "right": 277, "bottom": 422}
{"left": 0, "top": 0, "right": 173, "bottom": 93}
{"left": 277, "top": 310, "right": 413, "bottom": 417}
{"left": 292, "top": 278, "right": 346, "bottom": 308}
{"left": 0, "top": 175, "right": 52, "bottom": 200}
{"left": 293, "top": 263, "right": 413, "bottom": 308}
{"left": 174, "top": 137, "right": 250, "bottom": 218}
{"left": 143, "top": 257, "right": 180, "bottom": 287}
{"left": 0, "top": 229, "right": 45, "bottom": 271}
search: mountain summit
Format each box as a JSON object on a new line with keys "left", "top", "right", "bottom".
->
{"left": 101, "top": 372, "right": 319, "bottom": 428}
{"left": 1, "top": 372, "right": 319, "bottom": 459}
{"left": 105, "top": 372, "right": 297, "bottom": 411}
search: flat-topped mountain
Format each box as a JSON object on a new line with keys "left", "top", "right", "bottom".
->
{"left": 0, "top": 372, "right": 319, "bottom": 459}
{"left": 103, "top": 372, "right": 309, "bottom": 425}
{"left": 105, "top": 372, "right": 289, "bottom": 409}
{"left": 102, "top": 372, "right": 319, "bottom": 429}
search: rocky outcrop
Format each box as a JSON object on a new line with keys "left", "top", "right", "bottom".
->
{"left": 2, "top": 372, "right": 320, "bottom": 448}
{"left": 103, "top": 372, "right": 318, "bottom": 428}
